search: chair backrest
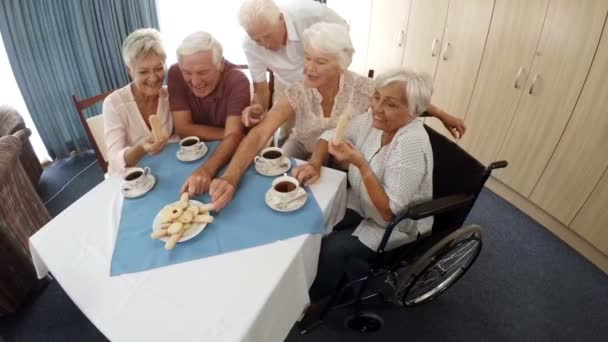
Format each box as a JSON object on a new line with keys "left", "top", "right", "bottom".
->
{"left": 425, "top": 125, "right": 488, "bottom": 231}
{"left": 86, "top": 115, "right": 107, "bottom": 161}
{"left": 72, "top": 90, "right": 113, "bottom": 172}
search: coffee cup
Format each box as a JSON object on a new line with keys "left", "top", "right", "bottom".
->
{"left": 123, "top": 166, "right": 150, "bottom": 190}
{"left": 179, "top": 136, "right": 205, "bottom": 153}
{"left": 255, "top": 147, "right": 288, "bottom": 170}
{"left": 270, "top": 175, "right": 301, "bottom": 203}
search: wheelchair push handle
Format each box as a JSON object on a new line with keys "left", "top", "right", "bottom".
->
{"left": 488, "top": 160, "right": 508, "bottom": 170}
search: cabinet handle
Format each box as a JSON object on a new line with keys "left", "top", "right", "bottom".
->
{"left": 398, "top": 29, "right": 405, "bottom": 47}
{"left": 514, "top": 67, "right": 525, "bottom": 89}
{"left": 431, "top": 38, "right": 439, "bottom": 57}
{"left": 441, "top": 42, "right": 451, "bottom": 61}
{"left": 529, "top": 74, "right": 540, "bottom": 95}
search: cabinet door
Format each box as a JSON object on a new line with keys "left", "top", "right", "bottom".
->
{"left": 495, "top": 0, "right": 608, "bottom": 196}
{"left": 570, "top": 169, "right": 608, "bottom": 255}
{"left": 401, "top": 0, "right": 450, "bottom": 77}
{"left": 529, "top": 22, "right": 608, "bottom": 224}
{"left": 365, "top": 0, "right": 411, "bottom": 75}
{"left": 327, "top": 0, "right": 373, "bottom": 75}
{"left": 458, "top": 0, "right": 549, "bottom": 166}
{"left": 425, "top": 0, "right": 494, "bottom": 140}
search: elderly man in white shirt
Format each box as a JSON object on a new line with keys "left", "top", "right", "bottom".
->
{"left": 238, "top": 0, "right": 466, "bottom": 139}
{"left": 294, "top": 69, "right": 434, "bottom": 301}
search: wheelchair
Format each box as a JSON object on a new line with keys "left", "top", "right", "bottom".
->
{"left": 299, "top": 124, "right": 508, "bottom": 333}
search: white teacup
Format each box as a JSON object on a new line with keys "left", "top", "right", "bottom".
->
{"left": 270, "top": 175, "right": 301, "bottom": 203}
{"left": 179, "top": 136, "right": 205, "bottom": 153}
{"left": 123, "top": 166, "right": 150, "bottom": 190}
{"left": 255, "top": 147, "right": 288, "bottom": 170}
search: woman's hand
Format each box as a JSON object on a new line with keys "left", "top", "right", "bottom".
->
{"left": 293, "top": 163, "right": 321, "bottom": 186}
{"left": 439, "top": 112, "right": 466, "bottom": 139}
{"left": 142, "top": 135, "right": 168, "bottom": 155}
{"left": 328, "top": 140, "right": 365, "bottom": 169}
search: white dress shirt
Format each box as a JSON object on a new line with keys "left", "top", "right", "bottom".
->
{"left": 321, "top": 114, "right": 434, "bottom": 251}
{"left": 242, "top": 1, "right": 346, "bottom": 87}
{"left": 103, "top": 84, "right": 173, "bottom": 176}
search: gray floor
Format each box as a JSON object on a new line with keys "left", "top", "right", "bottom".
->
{"left": 1, "top": 152, "right": 607, "bottom": 342}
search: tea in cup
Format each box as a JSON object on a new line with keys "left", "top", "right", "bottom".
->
{"left": 255, "top": 147, "right": 288, "bottom": 170}
{"left": 179, "top": 136, "right": 205, "bottom": 153}
{"left": 270, "top": 175, "right": 301, "bottom": 203}
{"left": 123, "top": 166, "right": 150, "bottom": 190}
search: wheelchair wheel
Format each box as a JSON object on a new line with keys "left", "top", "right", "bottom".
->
{"left": 395, "top": 225, "right": 482, "bottom": 307}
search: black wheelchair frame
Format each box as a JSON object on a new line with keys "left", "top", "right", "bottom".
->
{"left": 299, "top": 124, "right": 508, "bottom": 333}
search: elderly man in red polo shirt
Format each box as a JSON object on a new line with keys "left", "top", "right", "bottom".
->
{"left": 168, "top": 31, "right": 250, "bottom": 195}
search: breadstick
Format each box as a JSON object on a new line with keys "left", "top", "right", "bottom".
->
{"left": 165, "top": 230, "right": 185, "bottom": 250}
{"left": 194, "top": 214, "right": 214, "bottom": 224}
{"left": 151, "top": 228, "right": 169, "bottom": 239}
{"left": 149, "top": 115, "right": 164, "bottom": 142}
{"left": 198, "top": 203, "right": 215, "bottom": 213}
{"left": 333, "top": 114, "right": 349, "bottom": 143}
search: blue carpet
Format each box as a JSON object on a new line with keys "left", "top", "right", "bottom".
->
{"left": 1, "top": 157, "right": 607, "bottom": 342}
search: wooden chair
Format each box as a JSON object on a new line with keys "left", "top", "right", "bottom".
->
{"left": 71, "top": 90, "right": 113, "bottom": 173}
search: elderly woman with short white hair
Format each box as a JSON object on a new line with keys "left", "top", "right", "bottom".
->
{"left": 103, "top": 28, "right": 172, "bottom": 176}
{"left": 304, "top": 69, "right": 435, "bottom": 301}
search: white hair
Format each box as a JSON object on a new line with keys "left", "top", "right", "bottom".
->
{"left": 302, "top": 22, "right": 354, "bottom": 70}
{"left": 176, "top": 31, "right": 223, "bottom": 68}
{"left": 375, "top": 69, "right": 433, "bottom": 116}
{"left": 238, "top": 0, "right": 281, "bottom": 30}
{"left": 122, "top": 28, "right": 166, "bottom": 68}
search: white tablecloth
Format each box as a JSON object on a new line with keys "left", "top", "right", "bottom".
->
{"left": 29, "top": 164, "right": 347, "bottom": 342}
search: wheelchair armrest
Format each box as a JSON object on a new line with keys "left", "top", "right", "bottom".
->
{"left": 375, "top": 194, "right": 474, "bottom": 255}
{"left": 407, "top": 194, "right": 475, "bottom": 220}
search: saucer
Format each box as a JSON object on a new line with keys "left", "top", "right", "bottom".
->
{"left": 265, "top": 187, "right": 308, "bottom": 212}
{"left": 121, "top": 175, "right": 156, "bottom": 199}
{"left": 255, "top": 157, "right": 291, "bottom": 176}
{"left": 176, "top": 144, "right": 208, "bottom": 162}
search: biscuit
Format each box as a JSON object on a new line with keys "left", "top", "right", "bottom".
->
{"left": 167, "top": 221, "right": 184, "bottom": 235}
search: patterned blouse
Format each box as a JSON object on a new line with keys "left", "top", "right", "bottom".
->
{"left": 284, "top": 70, "right": 375, "bottom": 153}
{"left": 320, "top": 114, "right": 434, "bottom": 251}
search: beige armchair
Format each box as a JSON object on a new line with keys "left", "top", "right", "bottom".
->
{"left": 0, "top": 105, "right": 43, "bottom": 186}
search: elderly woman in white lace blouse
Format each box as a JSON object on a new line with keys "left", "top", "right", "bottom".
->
{"left": 300, "top": 69, "right": 434, "bottom": 301}
{"left": 103, "top": 28, "right": 172, "bottom": 176}
{"left": 210, "top": 22, "right": 452, "bottom": 210}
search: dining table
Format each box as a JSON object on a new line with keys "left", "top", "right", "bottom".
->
{"left": 28, "top": 142, "right": 347, "bottom": 342}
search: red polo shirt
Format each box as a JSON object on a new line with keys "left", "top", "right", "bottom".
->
{"left": 168, "top": 60, "right": 250, "bottom": 128}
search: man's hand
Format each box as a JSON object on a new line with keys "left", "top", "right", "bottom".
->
{"left": 209, "top": 178, "right": 236, "bottom": 211}
{"left": 440, "top": 114, "right": 466, "bottom": 139}
{"left": 293, "top": 163, "right": 321, "bottom": 186}
{"left": 180, "top": 167, "right": 213, "bottom": 196}
{"left": 142, "top": 135, "right": 169, "bottom": 155}
{"left": 242, "top": 104, "right": 265, "bottom": 127}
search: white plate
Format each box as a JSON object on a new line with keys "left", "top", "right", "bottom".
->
{"left": 121, "top": 175, "right": 156, "bottom": 198}
{"left": 265, "top": 188, "right": 308, "bottom": 212}
{"left": 176, "top": 144, "right": 208, "bottom": 162}
{"left": 152, "top": 200, "right": 209, "bottom": 243}
{"left": 255, "top": 157, "right": 291, "bottom": 176}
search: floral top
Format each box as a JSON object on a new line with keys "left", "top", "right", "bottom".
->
{"left": 284, "top": 70, "right": 375, "bottom": 153}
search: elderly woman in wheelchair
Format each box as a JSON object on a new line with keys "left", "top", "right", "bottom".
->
{"left": 295, "top": 69, "right": 508, "bottom": 333}
{"left": 294, "top": 69, "right": 434, "bottom": 301}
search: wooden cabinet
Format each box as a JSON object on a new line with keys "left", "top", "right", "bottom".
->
{"left": 458, "top": 0, "right": 549, "bottom": 166}
{"left": 424, "top": 0, "right": 494, "bottom": 140}
{"left": 495, "top": 0, "right": 608, "bottom": 196}
{"left": 401, "top": 0, "right": 450, "bottom": 77}
{"left": 365, "top": 0, "right": 411, "bottom": 75}
{"left": 570, "top": 170, "right": 608, "bottom": 255}
{"left": 529, "top": 21, "right": 608, "bottom": 225}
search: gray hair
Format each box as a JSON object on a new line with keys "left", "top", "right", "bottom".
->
{"left": 122, "top": 28, "right": 166, "bottom": 68}
{"left": 375, "top": 69, "right": 433, "bottom": 116}
{"left": 176, "top": 31, "right": 223, "bottom": 68}
{"left": 302, "top": 22, "right": 354, "bottom": 70}
{"left": 238, "top": 0, "right": 282, "bottom": 30}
